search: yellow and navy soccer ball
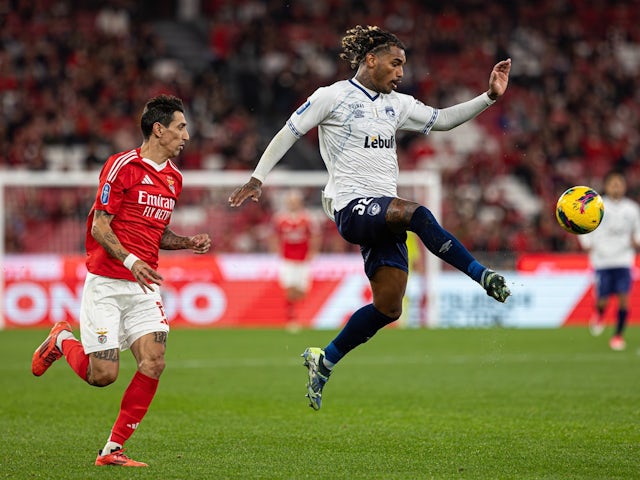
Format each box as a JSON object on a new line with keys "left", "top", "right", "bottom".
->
{"left": 555, "top": 186, "right": 604, "bottom": 234}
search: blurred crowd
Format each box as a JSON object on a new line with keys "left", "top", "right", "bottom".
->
{"left": 3, "top": 0, "right": 640, "bottom": 264}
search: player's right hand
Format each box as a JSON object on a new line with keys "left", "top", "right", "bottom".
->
{"left": 130, "top": 260, "right": 163, "bottom": 293}
{"left": 228, "top": 177, "right": 263, "bottom": 207}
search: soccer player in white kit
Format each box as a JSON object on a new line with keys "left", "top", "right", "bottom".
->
{"left": 229, "top": 25, "right": 512, "bottom": 410}
{"left": 31, "top": 95, "right": 211, "bottom": 465}
{"left": 578, "top": 171, "right": 640, "bottom": 351}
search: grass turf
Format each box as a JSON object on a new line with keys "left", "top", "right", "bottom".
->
{"left": 0, "top": 327, "right": 638, "bottom": 479}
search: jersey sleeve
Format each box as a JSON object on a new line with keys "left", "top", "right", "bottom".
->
{"left": 576, "top": 230, "right": 593, "bottom": 249}
{"left": 397, "top": 94, "right": 439, "bottom": 134}
{"left": 631, "top": 201, "right": 640, "bottom": 245}
{"left": 286, "top": 86, "right": 336, "bottom": 138}
{"left": 94, "top": 159, "right": 131, "bottom": 215}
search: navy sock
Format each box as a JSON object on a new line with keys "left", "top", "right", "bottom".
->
{"left": 324, "top": 304, "right": 396, "bottom": 366}
{"left": 409, "top": 206, "right": 486, "bottom": 284}
{"left": 615, "top": 308, "right": 628, "bottom": 336}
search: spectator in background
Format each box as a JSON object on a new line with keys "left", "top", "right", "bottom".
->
{"left": 271, "top": 188, "right": 320, "bottom": 332}
{"left": 5, "top": 1, "right": 640, "bottom": 258}
{"left": 578, "top": 170, "right": 640, "bottom": 351}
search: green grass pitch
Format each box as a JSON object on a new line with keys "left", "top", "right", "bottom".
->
{"left": 1, "top": 327, "right": 638, "bottom": 479}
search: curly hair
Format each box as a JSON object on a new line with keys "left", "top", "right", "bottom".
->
{"left": 339, "top": 25, "right": 405, "bottom": 70}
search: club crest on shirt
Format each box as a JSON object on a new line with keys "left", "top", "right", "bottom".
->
{"left": 349, "top": 103, "right": 365, "bottom": 118}
{"left": 166, "top": 176, "right": 176, "bottom": 194}
{"left": 385, "top": 106, "right": 396, "bottom": 119}
{"left": 367, "top": 202, "right": 382, "bottom": 216}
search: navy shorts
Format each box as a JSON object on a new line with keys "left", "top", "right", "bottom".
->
{"left": 594, "top": 267, "right": 632, "bottom": 298}
{"left": 334, "top": 197, "right": 408, "bottom": 279}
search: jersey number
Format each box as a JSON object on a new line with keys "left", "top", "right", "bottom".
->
{"left": 352, "top": 198, "right": 373, "bottom": 216}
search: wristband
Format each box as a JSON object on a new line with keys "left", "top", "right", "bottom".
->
{"left": 484, "top": 91, "right": 497, "bottom": 105}
{"left": 123, "top": 253, "right": 140, "bottom": 271}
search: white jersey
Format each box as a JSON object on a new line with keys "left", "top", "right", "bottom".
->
{"left": 286, "top": 78, "right": 439, "bottom": 212}
{"left": 578, "top": 196, "right": 640, "bottom": 269}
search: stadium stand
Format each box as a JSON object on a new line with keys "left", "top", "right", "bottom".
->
{"left": 2, "top": 0, "right": 640, "bottom": 266}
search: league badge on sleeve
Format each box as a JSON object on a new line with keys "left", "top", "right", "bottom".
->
{"left": 100, "top": 183, "right": 111, "bottom": 205}
{"left": 296, "top": 100, "right": 311, "bottom": 115}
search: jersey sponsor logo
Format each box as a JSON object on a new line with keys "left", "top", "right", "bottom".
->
{"left": 363, "top": 135, "right": 395, "bottom": 149}
{"left": 138, "top": 191, "right": 175, "bottom": 209}
{"left": 296, "top": 100, "right": 311, "bottom": 115}
{"left": 100, "top": 184, "right": 111, "bottom": 205}
{"left": 142, "top": 174, "right": 154, "bottom": 185}
{"left": 139, "top": 191, "right": 175, "bottom": 221}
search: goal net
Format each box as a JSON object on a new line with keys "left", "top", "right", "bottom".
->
{"left": 0, "top": 169, "right": 441, "bottom": 329}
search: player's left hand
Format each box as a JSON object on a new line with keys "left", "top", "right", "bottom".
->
{"left": 228, "top": 177, "right": 263, "bottom": 207}
{"left": 189, "top": 233, "right": 211, "bottom": 254}
{"left": 488, "top": 58, "right": 511, "bottom": 100}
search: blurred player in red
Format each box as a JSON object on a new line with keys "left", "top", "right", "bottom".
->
{"left": 272, "top": 188, "right": 320, "bottom": 331}
{"left": 31, "top": 95, "right": 211, "bottom": 467}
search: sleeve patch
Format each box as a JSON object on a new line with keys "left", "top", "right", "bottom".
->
{"left": 295, "top": 100, "right": 311, "bottom": 115}
{"left": 100, "top": 183, "right": 111, "bottom": 205}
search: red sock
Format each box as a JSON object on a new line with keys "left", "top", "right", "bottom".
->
{"left": 61, "top": 338, "right": 90, "bottom": 382}
{"left": 108, "top": 371, "right": 159, "bottom": 445}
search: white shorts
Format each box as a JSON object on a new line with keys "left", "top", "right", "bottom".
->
{"left": 279, "top": 260, "right": 311, "bottom": 292}
{"left": 79, "top": 272, "right": 170, "bottom": 354}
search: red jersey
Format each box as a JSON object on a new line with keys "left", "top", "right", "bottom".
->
{"left": 85, "top": 148, "right": 183, "bottom": 280}
{"left": 274, "top": 212, "right": 315, "bottom": 261}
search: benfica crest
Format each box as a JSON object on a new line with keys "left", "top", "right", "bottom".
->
{"left": 166, "top": 176, "right": 176, "bottom": 194}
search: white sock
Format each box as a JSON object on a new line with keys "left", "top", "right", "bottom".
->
{"left": 101, "top": 441, "right": 122, "bottom": 455}
{"left": 480, "top": 269, "right": 493, "bottom": 286}
{"left": 322, "top": 357, "right": 334, "bottom": 370}
{"left": 55, "top": 330, "right": 74, "bottom": 352}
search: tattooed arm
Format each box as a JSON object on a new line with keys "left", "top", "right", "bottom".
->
{"left": 91, "top": 209, "right": 163, "bottom": 292}
{"left": 91, "top": 209, "right": 130, "bottom": 262}
{"left": 160, "top": 227, "right": 211, "bottom": 254}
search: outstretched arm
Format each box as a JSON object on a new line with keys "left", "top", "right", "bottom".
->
{"left": 228, "top": 125, "right": 298, "bottom": 207}
{"left": 432, "top": 58, "right": 511, "bottom": 131}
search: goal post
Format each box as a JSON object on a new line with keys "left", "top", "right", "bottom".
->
{"left": 0, "top": 169, "right": 442, "bottom": 329}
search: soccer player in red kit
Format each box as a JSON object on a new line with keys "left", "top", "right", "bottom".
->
{"left": 31, "top": 95, "right": 211, "bottom": 467}
{"left": 272, "top": 189, "right": 319, "bottom": 330}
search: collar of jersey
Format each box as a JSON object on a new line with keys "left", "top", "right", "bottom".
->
{"left": 141, "top": 156, "right": 168, "bottom": 171}
{"left": 349, "top": 78, "right": 380, "bottom": 101}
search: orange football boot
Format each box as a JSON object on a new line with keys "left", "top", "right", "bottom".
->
{"left": 95, "top": 449, "right": 148, "bottom": 467}
{"left": 31, "top": 321, "right": 72, "bottom": 376}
